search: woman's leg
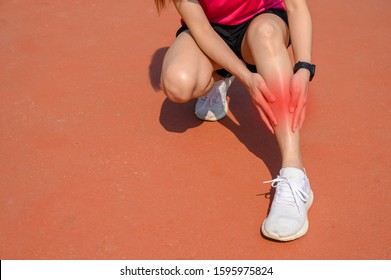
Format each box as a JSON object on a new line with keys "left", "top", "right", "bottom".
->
{"left": 161, "top": 31, "right": 219, "bottom": 103}
{"left": 241, "top": 13, "right": 303, "bottom": 169}
{"left": 242, "top": 14, "right": 313, "bottom": 241}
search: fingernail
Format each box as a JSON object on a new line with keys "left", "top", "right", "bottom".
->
{"left": 289, "top": 107, "right": 295, "bottom": 113}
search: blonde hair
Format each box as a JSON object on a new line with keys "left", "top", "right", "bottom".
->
{"left": 155, "top": 0, "right": 170, "bottom": 13}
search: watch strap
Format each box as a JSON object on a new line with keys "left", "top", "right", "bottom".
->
{"left": 293, "top": 61, "right": 316, "bottom": 81}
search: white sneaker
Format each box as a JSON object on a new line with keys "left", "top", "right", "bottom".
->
{"left": 261, "top": 167, "right": 314, "bottom": 241}
{"left": 195, "top": 76, "right": 235, "bottom": 121}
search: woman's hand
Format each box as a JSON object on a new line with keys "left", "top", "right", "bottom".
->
{"left": 289, "top": 68, "right": 310, "bottom": 132}
{"left": 244, "top": 73, "right": 277, "bottom": 134}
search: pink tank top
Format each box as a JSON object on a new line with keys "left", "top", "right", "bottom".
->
{"left": 198, "top": 0, "right": 285, "bottom": 25}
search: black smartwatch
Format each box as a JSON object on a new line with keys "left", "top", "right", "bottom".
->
{"left": 293, "top": 61, "right": 316, "bottom": 81}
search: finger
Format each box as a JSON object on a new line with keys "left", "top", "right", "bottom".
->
{"left": 289, "top": 84, "right": 300, "bottom": 113}
{"left": 299, "top": 105, "right": 306, "bottom": 130}
{"left": 258, "top": 108, "right": 275, "bottom": 134}
{"left": 258, "top": 78, "right": 276, "bottom": 103}
{"left": 253, "top": 96, "right": 278, "bottom": 127}
{"left": 292, "top": 99, "right": 306, "bottom": 133}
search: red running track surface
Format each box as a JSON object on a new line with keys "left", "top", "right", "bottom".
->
{"left": 0, "top": 0, "right": 390, "bottom": 259}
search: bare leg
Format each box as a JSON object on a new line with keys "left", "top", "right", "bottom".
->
{"left": 161, "top": 31, "right": 221, "bottom": 103}
{"left": 241, "top": 14, "right": 303, "bottom": 169}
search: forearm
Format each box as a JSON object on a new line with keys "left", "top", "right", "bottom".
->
{"left": 192, "top": 26, "right": 251, "bottom": 82}
{"left": 285, "top": 0, "right": 313, "bottom": 63}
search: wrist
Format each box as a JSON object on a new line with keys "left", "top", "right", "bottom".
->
{"left": 293, "top": 61, "right": 316, "bottom": 81}
{"left": 296, "top": 68, "right": 311, "bottom": 80}
{"left": 236, "top": 68, "right": 253, "bottom": 87}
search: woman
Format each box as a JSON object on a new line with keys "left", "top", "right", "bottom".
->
{"left": 155, "top": 0, "right": 316, "bottom": 241}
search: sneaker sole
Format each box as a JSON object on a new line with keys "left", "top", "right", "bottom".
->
{"left": 261, "top": 190, "right": 314, "bottom": 242}
{"left": 195, "top": 111, "right": 227, "bottom": 121}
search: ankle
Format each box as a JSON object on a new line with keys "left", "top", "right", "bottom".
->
{"left": 281, "top": 162, "right": 304, "bottom": 171}
{"left": 281, "top": 164, "right": 305, "bottom": 171}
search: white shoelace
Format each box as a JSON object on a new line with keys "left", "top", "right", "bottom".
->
{"left": 264, "top": 176, "right": 309, "bottom": 213}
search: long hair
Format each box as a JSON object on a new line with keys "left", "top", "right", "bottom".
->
{"left": 155, "top": 0, "right": 170, "bottom": 13}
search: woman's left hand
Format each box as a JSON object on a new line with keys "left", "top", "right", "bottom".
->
{"left": 289, "top": 69, "right": 310, "bottom": 132}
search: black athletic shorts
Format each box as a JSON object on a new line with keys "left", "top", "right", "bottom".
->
{"left": 176, "top": 8, "right": 289, "bottom": 77}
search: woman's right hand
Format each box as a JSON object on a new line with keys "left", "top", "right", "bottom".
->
{"left": 243, "top": 72, "right": 277, "bottom": 134}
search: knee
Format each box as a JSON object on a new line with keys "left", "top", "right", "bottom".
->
{"left": 247, "top": 21, "right": 283, "bottom": 53}
{"left": 161, "top": 68, "right": 197, "bottom": 103}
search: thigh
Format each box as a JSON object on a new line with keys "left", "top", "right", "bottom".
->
{"left": 241, "top": 13, "right": 289, "bottom": 65}
{"left": 162, "top": 31, "right": 218, "bottom": 89}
